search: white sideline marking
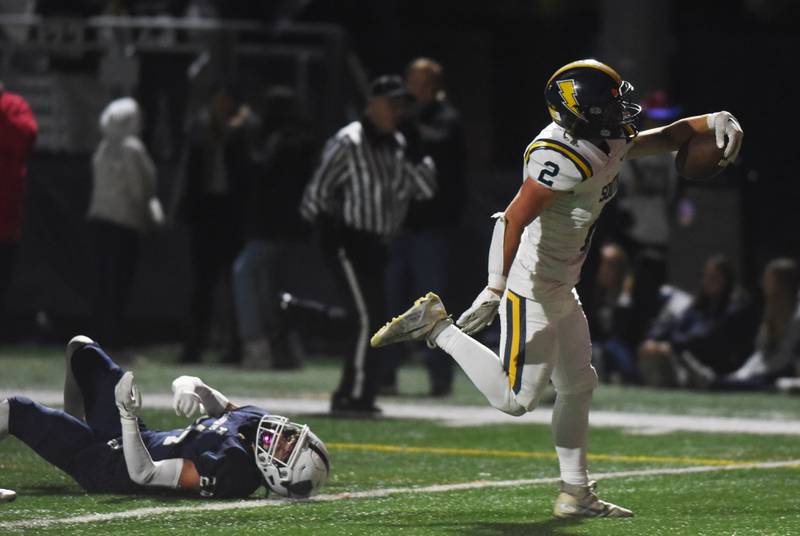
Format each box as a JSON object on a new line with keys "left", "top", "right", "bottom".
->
{"left": 6, "top": 389, "right": 800, "bottom": 435}
{"left": 0, "top": 459, "right": 798, "bottom": 531}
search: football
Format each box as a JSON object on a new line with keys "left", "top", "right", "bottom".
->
{"left": 675, "top": 130, "right": 726, "bottom": 181}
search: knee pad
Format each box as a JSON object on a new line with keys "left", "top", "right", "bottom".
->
{"left": 551, "top": 364, "right": 598, "bottom": 396}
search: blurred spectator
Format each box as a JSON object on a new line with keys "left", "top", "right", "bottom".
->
{"left": 232, "top": 86, "right": 317, "bottom": 369}
{"left": 601, "top": 91, "right": 685, "bottom": 342}
{"left": 0, "top": 81, "right": 37, "bottom": 333}
{"left": 616, "top": 91, "right": 683, "bottom": 263}
{"left": 300, "top": 75, "right": 437, "bottom": 415}
{"left": 88, "top": 97, "right": 163, "bottom": 348}
{"left": 708, "top": 258, "right": 800, "bottom": 390}
{"left": 173, "top": 85, "right": 250, "bottom": 364}
{"left": 638, "top": 254, "right": 759, "bottom": 388}
{"left": 588, "top": 244, "right": 637, "bottom": 383}
{"left": 382, "top": 57, "right": 467, "bottom": 397}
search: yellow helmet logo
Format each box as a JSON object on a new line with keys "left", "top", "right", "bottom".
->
{"left": 557, "top": 79, "right": 585, "bottom": 120}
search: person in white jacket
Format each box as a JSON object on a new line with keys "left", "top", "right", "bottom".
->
{"left": 88, "top": 97, "right": 163, "bottom": 348}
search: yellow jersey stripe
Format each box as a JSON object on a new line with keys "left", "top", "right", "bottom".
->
{"left": 525, "top": 140, "right": 592, "bottom": 181}
{"left": 507, "top": 292, "right": 521, "bottom": 390}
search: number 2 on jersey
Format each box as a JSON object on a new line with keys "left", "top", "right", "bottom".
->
{"left": 536, "top": 161, "right": 560, "bottom": 187}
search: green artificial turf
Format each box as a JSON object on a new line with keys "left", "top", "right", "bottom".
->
{"left": 1, "top": 344, "right": 799, "bottom": 534}
{"left": 1, "top": 411, "right": 799, "bottom": 535}
{"left": 2, "top": 344, "right": 799, "bottom": 419}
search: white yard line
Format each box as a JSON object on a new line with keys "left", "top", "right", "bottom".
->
{"left": 1, "top": 459, "right": 798, "bottom": 531}
{"left": 6, "top": 389, "right": 800, "bottom": 435}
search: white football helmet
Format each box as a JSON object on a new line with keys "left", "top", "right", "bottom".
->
{"left": 254, "top": 415, "right": 330, "bottom": 498}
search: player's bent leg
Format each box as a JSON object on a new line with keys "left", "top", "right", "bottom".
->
{"left": 494, "top": 290, "right": 560, "bottom": 414}
{"left": 4, "top": 396, "right": 96, "bottom": 475}
{"left": 371, "top": 292, "right": 452, "bottom": 348}
{"left": 64, "top": 335, "right": 95, "bottom": 418}
{"left": 69, "top": 342, "right": 130, "bottom": 439}
{"left": 432, "top": 290, "right": 558, "bottom": 417}
{"left": 434, "top": 324, "right": 526, "bottom": 415}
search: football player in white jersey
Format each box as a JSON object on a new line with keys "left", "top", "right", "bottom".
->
{"left": 371, "top": 59, "right": 743, "bottom": 518}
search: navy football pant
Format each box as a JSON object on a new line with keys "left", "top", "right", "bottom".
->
{"left": 7, "top": 344, "right": 142, "bottom": 492}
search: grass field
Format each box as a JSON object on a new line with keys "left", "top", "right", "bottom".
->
{"left": 1, "top": 344, "right": 799, "bottom": 535}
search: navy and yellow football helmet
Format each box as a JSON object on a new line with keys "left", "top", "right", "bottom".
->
{"left": 544, "top": 59, "right": 641, "bottom": 140}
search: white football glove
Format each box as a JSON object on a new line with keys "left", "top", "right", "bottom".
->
{"left": 707, "top": 111, "right": 743, "bottom": 166}
{"left": 457, "top": 287, "right": 502, "bottom": 335}
{"left": 171, "top": 376, "right": 230, "bottom": 418}
{"left": 171, "top": 375, "right": 203, "bottom": 418}
{"left": 114, "top": 372, "right": 141, "bottom": 420}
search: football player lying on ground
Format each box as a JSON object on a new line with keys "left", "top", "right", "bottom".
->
{"left": 0, "top": 336, "right": 329, "bottom": 500}
{"left": 372, "top": 59, "right": 743, "bottom": 519}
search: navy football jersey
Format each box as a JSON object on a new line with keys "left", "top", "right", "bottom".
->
{"left": 142, "top": 406, "right": 267, "bottom": 498}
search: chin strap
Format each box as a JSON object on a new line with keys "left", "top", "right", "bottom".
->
{"left": 487, "top": 212, "right": 507, "bottom": 291}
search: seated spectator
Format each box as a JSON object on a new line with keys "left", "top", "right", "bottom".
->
{"left": 709, "top": 258, "right": 800, "bottom": 390}
{"left": 638, "top": 254, "right": 759, "bottom": 388}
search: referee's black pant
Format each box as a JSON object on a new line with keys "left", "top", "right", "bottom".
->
{"left": 320, "top": 225, "right": 387, "bottom": 410}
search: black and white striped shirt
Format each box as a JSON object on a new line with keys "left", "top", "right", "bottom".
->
{"left": 300, "top": 120, "right": 437, "bottom": 237}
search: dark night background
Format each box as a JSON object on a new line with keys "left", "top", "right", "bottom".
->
{"left": 1, "top": 0, "right": 798, "bottom": 345}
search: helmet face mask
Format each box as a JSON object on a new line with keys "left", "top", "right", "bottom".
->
{"left": 254, "top": 415, "right": 330, "bottom": 499}
{"left": 545, "top": 60, "right": 641, "bottom": 140}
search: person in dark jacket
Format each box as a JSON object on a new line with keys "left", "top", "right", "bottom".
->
{"left": 232, "top": 86, "right": 317, "bottom": 369}
{"left": 382, "top": 58, "right": 467, "bottom": 396}
{"left": 638, "top": 254, "right": 759, "bottom": 388}
{"left": 173, "top": 85, "right": 251, "bottom": 363}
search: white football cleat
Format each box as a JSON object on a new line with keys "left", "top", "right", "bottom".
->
{"left": 0, "top": 488, "right": 16, "bottom": 503}
{"left": 553, "top": 480, "right": 633, "bottom": 518}
{"left": 371, "top": 292, "right": 451, "bottom": 348}
{"left": 67, "top": 335, "right": 95, "bottom": 360}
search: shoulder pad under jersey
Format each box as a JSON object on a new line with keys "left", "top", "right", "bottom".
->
{"left": 524, "top": 138, "right": 594, "bottom": 191}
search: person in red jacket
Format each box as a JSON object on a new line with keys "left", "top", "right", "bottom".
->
{"left": 0, "top": 81, "right": 38, "bottom": 321}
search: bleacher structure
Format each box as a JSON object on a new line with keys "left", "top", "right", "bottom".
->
{"left": 0, "top": 14, "right": 367, "bottom": 152}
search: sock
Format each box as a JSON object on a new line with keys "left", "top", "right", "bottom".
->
{"left": 552, "top": 390, "right": 592, "bottom": 486}
{"left": 0, "top": 399, "right": 9, "bottom": 441}
{"left": 434, "top": 325, "right": 524, "bottom": 415}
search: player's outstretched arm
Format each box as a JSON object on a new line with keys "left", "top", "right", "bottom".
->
{"left": 627, "top": 111, "right": 743, "bottom": 165}
{"left": 172, "top": 376, "right": 238, "bottom": 419}
{"left": 457, "top": 179, "right": 558, "bottom": 334}
{"left": 114, "top": 372, "right": 187, "bottom": 489}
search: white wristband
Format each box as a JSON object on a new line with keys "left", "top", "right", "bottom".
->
{"left": 487, "top": 274, "right": 507, "bottom": 291}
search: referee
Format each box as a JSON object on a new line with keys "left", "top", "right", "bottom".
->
{"left": 300, "top": 75, "right": 437, "bottom": 415}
